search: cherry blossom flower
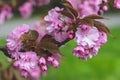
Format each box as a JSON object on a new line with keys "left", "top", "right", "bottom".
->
{"left": 75, "top": 25, "right": 99, "bottom": 48}
{"left": 29, "top": 0, "right": 50, "bottom": 7}
{"left": 73, "top": 24, "right": 107, "bottom": 60}
{"left": 0, "top": 5, "right": 13, "bottom": 24}
{"left": 114, "top": 0, "right": 120, "bottom": 9}
{"left": 19, "top": 2, "right": 33, "bottom": 19}
{"left": 44, "top": 7, "right": 72, "bottom": 42}
{"left": 6, "top": 24, "right": 30, "bottom": 59}
{"left": 13, "top": 52, "right": 40, "bottom": 80}
{"left": 72, "top": 45, "right": 99, "bottom": 60}
{"left": 67, "top": 0, "right": 102, "bottom": 17}
{"left": 47, "top": 54, "right": 60, "bottom": 68}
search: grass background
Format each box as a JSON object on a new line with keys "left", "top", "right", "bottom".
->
{"left": 0, "top": 27, "right": 120, "bottom": 80}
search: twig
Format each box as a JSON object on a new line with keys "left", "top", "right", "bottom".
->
{"left": 0, "top": 46, "right": 12, "bottom": 58}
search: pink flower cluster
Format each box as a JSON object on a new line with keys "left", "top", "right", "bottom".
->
{"left": 13, "top": 52, "right": 60, "bottom": 80}
{"left": 73, "top": 25, "right": 107, "bottom": 60}
{"left": 114, "top": 0, "right": 120, "bottom": 9}
{"left": 3, "top": 1, "right": 113, "bottom": 80}
{"left": 44, "top": 6, "right": 108, "bottom": 61}
{"left": 44, "top": 7, "right": 72, "bottom": 42}
{"left": 6, "top": 24, "right": 61, "bottom": 80}
{"left": 0, "top": 5, "right": 13, "bottom": 24}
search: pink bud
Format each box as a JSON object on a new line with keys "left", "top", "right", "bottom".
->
{"left": 41, "top": 65, "right": 47, "bottom": 71}
{"left": 47, "top": 56, "right": 54, "bottom": 62}
{"left": 68, "top": 34, "right": 73, "bottom": 39}
{"left": 103, "top": 5, "right": 108, "bottom": 11}
{"left": 21, "top": 70, "right": 28, "bottom": 78}
{"left": 29, "top": 66, "right": 41, "bottom": 80}
{"left": 52, "top": 60, "right": 59, "bottom": 68}
{"left": 39, "top": 57, "right": 46, "bottom": 65}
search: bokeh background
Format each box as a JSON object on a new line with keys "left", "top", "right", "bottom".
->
{"left": 0, "top": 0, "right": 120, "bottom": 80}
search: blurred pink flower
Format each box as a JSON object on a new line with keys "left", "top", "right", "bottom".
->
{"left": 47, "top": 54, "right": 60, "bottom": 68}
{"left": 29, "top": 0, "right": 50, "bottom": 7}
{"left": 114, "top": 0, "right": 120, "bottom": 9}
{"left": 0, "top": 11, "right": 5, "bottom": 25}
{"left": 19, "top": 2, "right": 33, "bottom": 19}
{"left": 67, "top": 0, "right": 101, "bottom": 17}
{"left": 0, "top": 5, "right": 13, "bottom": 24}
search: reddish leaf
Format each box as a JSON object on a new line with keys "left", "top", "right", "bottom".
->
{"left": 57, "top": 11, "right": 74, "bottom": 19}
{"left": 62, "top": 1, "right": 78, "bottom": 18}
{"left": 84, "top": 14, "right": 104, "bottom": 19}
{"left": 94, "top": 21, "right": 111, "bottom": 35}
{"left": 62, "top": 1, "right": 73, "bottom": 8}
{"left": 28, "top": 30, "right": 39, "bottom": 41}
{"left": 78, "top": 18, "right": 94, "bottom": 26}
{"left": 39, "top": 35, "right": 60, "bottom": 54}
{"left": 20, "top": 30, "right": 39, "bottom": 41}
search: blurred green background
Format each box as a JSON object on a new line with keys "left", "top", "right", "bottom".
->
{"left": 0, "top": 27, "right": 120, "bottom": 80}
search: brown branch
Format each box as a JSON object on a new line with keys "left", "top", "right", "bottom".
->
{"left": 0, "top": 46, "right": 13, "bottom": 59}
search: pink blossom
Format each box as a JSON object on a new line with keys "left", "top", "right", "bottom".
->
{"left": 72, "top": 45, "right": 99, "bottom": 60}
{"left": 2, "top": 5, "right": 13, "bottom": 19}
{"left": 44, "top": 7, "right": 63, "bottom": 33}
{"left": 20, "top": 70, "right": 29, "bottom": 78}
{"left": 47, "top": 54, "right": 61, "bottom": 68}
{"left": 39, "top": 57, "right": 47, "bottom": 71}
{"left": 0, "top": 12, "right": 6, "bottom": 25}
{"left": 67, "top": 0, "right": 102, "bottom": 17}
{"left": 13, "top": 52, "right": 40, "bottom": 80}
{"left": 29, "top": 0, "right": 50, "bottom": 7}
{"left": 19, "top": 2, "right": 33, "bottom": 19}
{"left": 44, "top": 7, "right": 71, "bottom": 42}
{"left": 96, "top": 31, "right": 107, "bottom": 46}
{"left": 114, "top": 0, "right": 120, "bottom": 9}
{"left": 0, "top": 5, "right": 13, "bottom": 24}
{"left": 28, "top": 66, "right": 41, "bottom": 80}
{"left": 6, "top": 24, "right": 30, "bottom": 59}
{"left": 14, "top": 52, "right": 38, "bottom": 71}
{"left": 75, "top": 25, "right": 99, "bottom": 48}
{"left": 102, "top": 5, "right": 108, "bottom": 11}
{"left": 73, "top": 24, "right": 107, "bottom": 60}
{"left": 53, "top": 26, "right": 69, "bottom": 42}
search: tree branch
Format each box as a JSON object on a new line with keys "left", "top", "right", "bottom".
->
{"left": 0, "top": 46, "right": 12, "bottom": 58}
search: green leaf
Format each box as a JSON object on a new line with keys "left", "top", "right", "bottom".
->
{"left": 39, "top": 35, "right": 60, "bottom": 54}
